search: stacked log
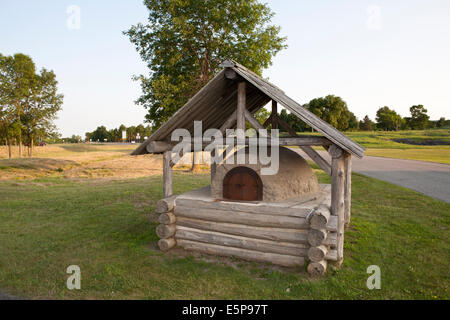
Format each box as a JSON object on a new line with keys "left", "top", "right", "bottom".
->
{"left": 307, "top": 204, "right": 338, "bottom": 275}
{"left": 156, "top": 196, "right": 177, "bottom": 252}
{"left": 171, "top": 203, "right": 316, "bottom": 268}
{"left": 154, "top": 186, "right": 340, "bottom": 274}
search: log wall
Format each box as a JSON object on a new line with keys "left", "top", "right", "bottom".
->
{"left": 155, "top": 185, "right": 341, "bottom": 275}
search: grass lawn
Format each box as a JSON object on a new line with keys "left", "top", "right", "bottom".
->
{"left": 0, "top": 169, "right": 448, "bottom": 299}
{"left": 365, "top": 147, "right": 450, "bottom": 164}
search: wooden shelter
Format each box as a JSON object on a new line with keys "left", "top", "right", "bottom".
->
{"left": 133, "top": 60, "right": 365, "bottom": 275}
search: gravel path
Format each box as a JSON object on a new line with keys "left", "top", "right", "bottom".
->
{"left": 294, "top": 149, "right": 450, "bottom": 203}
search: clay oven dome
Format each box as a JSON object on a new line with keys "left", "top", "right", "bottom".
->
{"left": 211, "top": 146, "right": 319, "bottom": 202}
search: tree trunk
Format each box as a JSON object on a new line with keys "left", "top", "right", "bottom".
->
{"left": 190, "top": 152, "right": 201, "bottom": 172}
{"left": 6, "top": 137, "right": 12, "bottom": 159}
{"left": 18, "top": 137, "right": 22, "bottom": 157}
{"left": 30, "top": 136, "right": 34, "bottom": 157}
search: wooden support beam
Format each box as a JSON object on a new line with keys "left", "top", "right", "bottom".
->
{"left": 263, "top": 114, "right": 273, "bottom": 128}
{"left": 271, "top": 101, "right": 278, "bottom": 130}
{"left": 344, "top": 152, "right": 352, "bottom": 227}
{"left": 210, "top": 148, "right": 216, "bottom": 184}
{"left": 329, "top": 144, "right": 345, "bottom": 263}
{"left": 147, "top": 140, "right": 172, "bottom": 154}
{"left": 237, "top": 82, "right": 246, "bottom": 131}
{"left": 299, "top": 146, "right": 332, "bottom": 176}
{"left": 275, "top": 115, "right": 332, "bottom": 176}
{"left": 244, "top": 108, "right": 265, "bottom": 130}
{"left": 219, "top": 111, "right": 237, "bottom": 135}
{"left": 163, "top": 151, "right": 173, "bottom": 198}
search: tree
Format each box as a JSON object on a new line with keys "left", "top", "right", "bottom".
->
{"left": 22, "top": 68, "right": 63, "bottom": 156}
{"left": 376, "top": 106, "right": 404, "bottom": 131}
{"left": 306, "top": 95, "right": 356, "bottom": 131}
{"left": 90, "top": 126, "right": 109, "bottom": 142}
{"left": 0, "top": 53, "right": 62, "bottom": 157}
{"left": 0, "top": 53, "right": 36, "bottom": 157}
{"left": 409, "top": 105, "right": 429, "bottom": 130}
{"left": 359, "top": 115, "right": 375, "bottom": 131}
{"left": 437, "top": 117, "right": 446, "bottom": 128}
{"left": 125, "top": 0, "right": 287, "bottom": 129}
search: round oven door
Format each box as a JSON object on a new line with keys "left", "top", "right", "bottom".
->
{"left": 223, "top": 166, "right": 263, "bottom": 201}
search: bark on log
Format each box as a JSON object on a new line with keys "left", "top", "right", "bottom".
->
{"left": 175, "top": 226, "right": 308, "bottom": 257}
{"left": 307, "top": 260, "right": 327, "bottom": 276}
{"left": 329, "top": 144, "right": 345, "bottom": 261}
{"left": 344, "top": 152, "right": 352, "bottom": 227}
{"left": 147, "top": 141, "right": 172, "bottom": 154}
{"left": 237, "top": 82, "right": 246, "bottom": 131}
{"left": 323, "top": 232, "right": 337, "bottom": 247}
{"left": 156, "top": 224, "right": 176, "bottom": 239}
{"left": 271, "top": 101, "right": 278, "bottom": 130}
{"left": 308, "top": 228, "right": 327, "bottom": 246}
{"left": 158, "top": 238, "right": 176, "bottom": 252}
{"left": 174, "top": 205, "right": 308, "bottom": 229}
{"left": 176, "top": 217, "right": 309, "bottom": 244}
{"left": 308, "top": 245, "right": 328, "bottom": 262}
{"left": 325, "top": 249, "right": 338, "bottom": 261}
{"left": 158, "top": 211, "right": 177, "bottom": 225}
{"left": 309, "top": 204, "right": 331, "bottom": 230}
{"left": 163, "top": 151, "right": 173, "bottom": 198}
{"left": 176, "top": 238, "right": 305, "bottom": 267}
{"left": 156, "top": 196, "right": 176, "bottom": 214}
{"left": 175, "top": 198, "right": 311, "bottom": 218}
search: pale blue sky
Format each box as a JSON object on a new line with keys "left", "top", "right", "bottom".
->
{"left": 1, "top": 0, "right": 449, "bottom": 137}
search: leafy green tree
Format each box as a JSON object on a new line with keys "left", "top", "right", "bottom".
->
{"left": 21, "top": 68, "right": 63, "bottom": 156}
{"left": 359, "top": 115, "right": 375, "bottom": 131}
{"left": 306, "top": 95, "right": 356, "bottom": 131}
{"left": 126, "top": 125, "right": 137, "bottom": 142}
{"left": 437, "top": 117, "right": 446, "bottom": 128}
{"left": 376, "top": 106, "right": 404, "bottom": 131}
{"left": 91, "top": 126, "right": 109, "bottom": 142}
{"left": 125, "top": 0, "right": 287, "bottom": 129}
{"left": 409, "top": 105, "right": 429, "bottom": 130}
{"left": 0, "top": 53, "right": 36, "bottom": 157}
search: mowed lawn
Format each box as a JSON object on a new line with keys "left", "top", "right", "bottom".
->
{"left": 0, "top": 169, "right": 448, "bottom": 299}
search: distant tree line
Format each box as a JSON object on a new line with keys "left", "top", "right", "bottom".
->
{"left": 276, "top": 95, "right": 447, "bottom": 133}
{"left": 0, "top": 53, "right": 63, "bottom": 158}
{"left": 85, "top": 124, "right": 152, "bottom": 143}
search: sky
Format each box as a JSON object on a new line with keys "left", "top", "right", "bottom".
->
{"left": 1, "top": 0, "right": 449, "bottom": 137}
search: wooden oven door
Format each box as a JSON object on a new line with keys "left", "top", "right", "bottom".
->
{"left": 223, "top": 166, "right": 263, "bottom": 201}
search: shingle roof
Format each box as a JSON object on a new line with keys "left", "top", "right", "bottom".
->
{"left": 132, "top": 60, "right": 365, "bottom": 158}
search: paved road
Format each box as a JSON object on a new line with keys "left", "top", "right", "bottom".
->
{"left": 295, "top": 149, "right": 450, "bottom": 203}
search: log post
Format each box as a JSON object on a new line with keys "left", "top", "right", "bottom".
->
{"left": 210, "top": 148, "right": 216, "bottom": 184}
{"left": 237, "top": 82, "right": 246, "bottom": 131}
{"left": 329, "top": 144, "right": 345, "bottom": 263}
{"left": 163, "top": 151, "right": 173, "bottom": 198}
{"left": 271, "top": 100, "right": 278, "bottom": 130}
{"left": 344, "top": 152, "right": 352, "bottom": 227}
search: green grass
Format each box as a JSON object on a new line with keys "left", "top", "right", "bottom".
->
{"left": 0, "top": 170, "right": 448, "bottom": 300}
{"left": 343, "top": 129, "right": 450, "bottom": 149}
{"left": 365, "top": 148, "right": 450, "bottom": 164}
